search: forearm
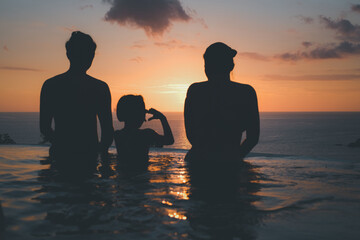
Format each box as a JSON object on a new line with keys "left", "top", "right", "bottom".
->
{"left": 100, "top": 125, "right": 114, "bottom": 152}
{"left": 160, "top": 117, "right": 174, "bottom": 145}
{"left": 99, "top": 83, "right": 114, "bottom": 152}
{"left": 39, "top": 112, "right": 54, "bottom": 143}
{"left": 40, "top": 125, "right": 55, "bottom": 143}
{"left": 238, "top": 137, "right": 258, "bottom": 159}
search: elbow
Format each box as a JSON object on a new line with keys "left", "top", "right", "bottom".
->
{"left": 253, "top": 138, "right": 259, "bottom": 147}
{"left": 166, "top": 137, "right": 175, "bottom": 145}
{"left": 40, "top": 126, "right": 46, "bottom": 136}
{"left": 40, "top": 124, "right": 49, "bottom": 137}
{"left": 249, "top": 136, "right": 259, "bottom": 147}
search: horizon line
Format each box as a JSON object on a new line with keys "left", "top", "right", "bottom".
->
{"left": 1, "top": 111, "right": 360, "bottom": 113}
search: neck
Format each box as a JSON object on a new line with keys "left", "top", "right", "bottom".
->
{"left": 68, "top": 65, "right": 87, "bottom": 76}
{"left": 124, "top": 122, "right": 140, "bottom": 130}
{"left": 208, "top": 74, "right": 231, "bottom": 84}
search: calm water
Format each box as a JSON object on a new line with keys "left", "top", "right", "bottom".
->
{"left": 0, "top": 112, "right": 359, "bottom": 161}
{"left": 1, "top": 112, "right": 360, "bottom": 239}
{"left": 0, "top": 145, "right": 359, "bottom": 239}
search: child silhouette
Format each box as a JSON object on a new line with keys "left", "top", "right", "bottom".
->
{"left": 114, "top": 95, "right": 174, "bottom": 168}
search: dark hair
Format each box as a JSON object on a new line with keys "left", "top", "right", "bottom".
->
{"left": 65, "top": 31, "right": 96, "bottom": 61}
{"left": 116, "top": 95, "right": 146, "bottom": 122}
{"left": 203, "top": 42, "right": 237, "bottom": 74}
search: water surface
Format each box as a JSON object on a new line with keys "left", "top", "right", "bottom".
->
{"left": 1, "top": 145, "right": 359, "bottom": 239}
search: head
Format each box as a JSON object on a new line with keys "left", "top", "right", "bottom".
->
{"left": 66, "top": 31, "right": 97, "bottom": 72}
{"left": 203, "top": 42, "right": 237, "bottom": 81}
{"left": 117, "top": 95, "right": 146, "bottom": 128}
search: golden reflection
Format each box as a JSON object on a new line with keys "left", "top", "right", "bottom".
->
{"left": 147, "top": 155, "right": 190, "bottom": 201}
{"left": 147, "top": 163, "right": 163, "bottom": 172}
{"left": 162, "top": 200, "right": 173, "bottom": 206}
{"left": 167, "top": 209, "right": 187, "bottom": 220}
{"left": 20, "top": 214, "right": 45, "bottom": 221}
{"left": 170, "top": 189, "right": 189, "bottom": 200}
{"left": 89, "top": 201, "right": 107, "bottom": 207}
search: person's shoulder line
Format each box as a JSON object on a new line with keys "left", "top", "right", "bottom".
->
{"left": 42, "top": 72, "right": 68, "bottom": 87}
{"left": 231, "top": 81, "right": 256, "bottom": 91}
{"left": 86, "top": 75, "right": 109, "bottom": 86}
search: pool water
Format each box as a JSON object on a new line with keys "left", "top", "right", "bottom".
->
{"left": 0, "top": 145, "right": 360, "bottom": 240}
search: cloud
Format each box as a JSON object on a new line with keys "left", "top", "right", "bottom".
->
{"left": 0, "top": 66, "right": 41, "bottom": 72}
{"left": 131, "top": 43, "right": 147, "bottom": 49}
{"left": 80, "top": 4, "right": 93, "bottom": 10}
{"left": 186, "top": 8, "right": 208, "bottom": 29}
{"left": 130, "top": 39, "right": 195, "bottom": 49}
{"left": 239, "top": 11, "right": 360, "bottom": 63}
{"left": 129, "top": 56, "right": 143, "bottom": 63}
{"left": 238, "top": 52, "right": 269, "bottom": 61}
{"left": 351, "top": 4, "right": 360, "bottom": 13}
{"left": 154, "top": 39, "right": 195, "bottom": 49}
{"left": 297, "top": 15, "right": 314, "bottom": 24}
{"left": 103, "top": 0, "right": 192, "bottom": 37}
{"left": 263, "top": 74, "right": 360, "bottom": 81}
{"left": 240, "top": 41, "right": 360, "bottom": 62}
{"left": 275, "top": 41, "right": 360, "bottom": 61}
{"left": 302, "top": 41, "right": 312, "bottom": 48}
{"left": 319, "top": 16, "right": 360, "bottom": 42}
{"left": 273, "top": 15, "right": 360, "bottom": 62}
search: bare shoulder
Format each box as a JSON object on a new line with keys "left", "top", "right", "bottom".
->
{"left": 86, "top": 75, "right": 109, "bottom": 89}
{"left": 188, "top": 81, "right": 207, "bottom": 89}
{"left": 42, "top": 73, "right": 66, "bottom": 86}
{"left": 41, "top": 73, "right": 69, "bottom": 94}
{"left": 231, "top": 82, "right": 257, "bottom": 96}
{"left": 187, "top": 81, "right": 208, "bottom": 94}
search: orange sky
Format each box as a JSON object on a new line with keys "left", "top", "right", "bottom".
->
{"left": 1, "top": 0, "right": 360, "bottom": 112}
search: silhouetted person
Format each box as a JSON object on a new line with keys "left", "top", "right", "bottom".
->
{"left": 184, "top": 42, "right": 259, "bottom": 163}
{"left": 40, "top": 31, "right": 114, "bottom": 173}
{"left": 114, "top": 95, "right": 174, "bottom": 169}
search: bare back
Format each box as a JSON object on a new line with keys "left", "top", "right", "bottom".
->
{"left": 40, "top": 72, "right": 113, "bottom": 156}
{"left": 184, "top": 81, "right": 259, "bottom": 154}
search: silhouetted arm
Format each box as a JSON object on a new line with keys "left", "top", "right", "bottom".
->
{"left": 238, "top": 87, "right": 260, "bottom": 158}
{"left": 40, "top": 81, "right": 55, "bottom": 143}
{"left": 148, "top": 108, "right": 174, "bottom": 145}
{"left": 98, "top": 83, "right": 114, "bottom": 154}
{"left": 184, "top": 85, "right": 197, "bottom": 146}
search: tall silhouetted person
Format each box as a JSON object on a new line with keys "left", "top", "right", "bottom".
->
{"left": 40, "top": 31, "right": 114, "bottom": 173}
{"left": 184, "top": 42, "right": 259, "bottom": 163}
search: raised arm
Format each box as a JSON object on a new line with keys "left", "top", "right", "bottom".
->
{"left": 238, "top": 86, "right": 260, "bottom": 158}
{"left": 98, "top": 83, "right": 114, "bottom": 154}
{"left": 148, "top": 108, "right": 174, "bottom": 145}
{"left": 40, "top": 81, "right": 55, "bottom": 143}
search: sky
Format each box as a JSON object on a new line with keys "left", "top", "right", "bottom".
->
{"left": 1, "top": 0, "right": 360, "bottom": 112}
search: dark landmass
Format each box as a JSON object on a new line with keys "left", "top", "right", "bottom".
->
{"left": 0, "top": 133, "right": 16, "bottom": 144}
{"left": 348, "top": 138, "right": 360, "bottom": 148}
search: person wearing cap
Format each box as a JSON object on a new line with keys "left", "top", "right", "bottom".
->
{"left": 40, "top": 31, "right": 114, "bottom": 173}
{"left": 184, "top": 42, "right": 260, "bottom": 162}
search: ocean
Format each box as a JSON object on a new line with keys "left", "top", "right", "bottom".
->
{"left": 0, "top": 112, "right": 360, "bottom": 239}
{"left": 0, "top": 112, "right": 359, "bottom": 161}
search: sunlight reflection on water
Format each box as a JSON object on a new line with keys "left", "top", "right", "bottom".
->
{"left": 0, "top": 145, "right": 360, "bottom": 240}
